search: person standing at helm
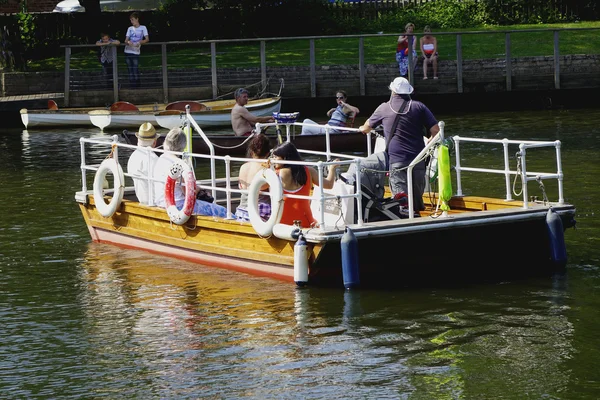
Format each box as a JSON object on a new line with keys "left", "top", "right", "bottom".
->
{"left": 358, "top": 77, "right": 440, "bottom": 214}
{"left": 231, "top": 88, "right": 275, "bottom": 136}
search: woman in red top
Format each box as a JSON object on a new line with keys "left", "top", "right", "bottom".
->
{"left": 271, "top": 142, "right": 339, "bottom": 228}
{"left": 396, "top": 22, "right": 417, "bottom": 77}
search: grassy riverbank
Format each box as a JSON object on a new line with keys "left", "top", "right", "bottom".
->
{"left": 28, "top": 21, "right": 600, "bottom": 72}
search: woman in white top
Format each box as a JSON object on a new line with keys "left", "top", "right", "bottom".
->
{"left": 419, "top": 26, "right": 438, "bottom": 80}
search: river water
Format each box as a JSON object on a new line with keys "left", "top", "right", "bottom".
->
{"left": 1, "top": 108, "right": 599, "bottom": 399}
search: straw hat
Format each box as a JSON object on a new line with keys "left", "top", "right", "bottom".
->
{"left": 136, "top": 122, "right": 159, "bottom": 140}
{"left": 389, "top": 77, "right": 414, "bottom": 95}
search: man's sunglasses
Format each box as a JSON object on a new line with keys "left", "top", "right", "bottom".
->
{"left": 336, "top": 96, "right": 345, "bottom": 99}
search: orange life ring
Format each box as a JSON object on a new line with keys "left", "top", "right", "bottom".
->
{"left": 164, "top": 160, "right": 196, "bottom": 225}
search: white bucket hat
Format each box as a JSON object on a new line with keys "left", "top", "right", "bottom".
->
{"left": 136, "top": 122, "right": 159, "bottom": 140}
{"left": 389, "top": 77, "right": 414, "bottom": 94}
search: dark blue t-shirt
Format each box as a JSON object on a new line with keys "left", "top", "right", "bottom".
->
{"left": 368, "top": 96, "right": 438, "bottom": 165}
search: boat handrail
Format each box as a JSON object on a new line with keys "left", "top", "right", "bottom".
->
{"left": 452, "top": 135, "right": 564, "bottom": 208}
{"left": 77, "top": 134, "right": 364, "bottom": 227}
{"left": 184, "top": 105, "right": 218, "bottom": 201}
{"left": 404, "top": 121, "right": 445, "bottom": 219}
{"left": 256, "top": 120, "right": 373, "bottom": 159}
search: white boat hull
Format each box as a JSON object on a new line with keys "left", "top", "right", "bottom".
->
{"left": 20, "top": 109, "right": 91, "bottom": 129}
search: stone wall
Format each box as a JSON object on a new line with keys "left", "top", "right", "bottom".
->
{"left": 3, "top": 54, "right": 600, "bottom": 107}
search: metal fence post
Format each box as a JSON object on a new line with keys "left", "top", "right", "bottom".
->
{"left": 260, "top": 41, "right": 266, "bottom": 88}
{"left": 112, "top": 46, "right": 119, "bottom": 102}
{"left": 456, "top": 34, "right": 463, "bottom": 94}
{"left": 211, "top": 42, "right": 218, "bottom": 98}
{"left": 310, "top": 39, "right": 316, "bottom": 98}
{"left": 162, "top": 43, "right": 168, "bottom": 104}
{"left": 64, "top": 46, "right": 70, "bottom": 107}
{"left": 553, "top": 30, "right": 561, "bottom": 89}
{"left": 359, "top": 37, "right": 365, "bottom": 96}
{"left": 505, "top": 32, "right": 512, "bottom": 92}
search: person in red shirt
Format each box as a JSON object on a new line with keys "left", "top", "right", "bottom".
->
{"left": 271, "top": 142, "right": 339, "bottom": 228}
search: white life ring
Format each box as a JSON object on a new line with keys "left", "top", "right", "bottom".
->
{"left": 93, "top": 158, "right": 125, "bottom": 218}
{"left": 248, "top": 168, "right": 284, "bottom": 237}
{"left": 164, "top": 160, "right": 196, "bottom": 225}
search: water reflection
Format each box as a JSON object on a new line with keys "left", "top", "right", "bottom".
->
{"left": 79, "top": 242, "right": 576, "bottom": 397}
{"left": 1, "top": 108, "right": 598, "bottom": 398}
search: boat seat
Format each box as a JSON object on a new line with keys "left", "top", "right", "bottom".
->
{"left": 165, "top": 101, "right": 208, "bottom": 112}
{"left": 48, "top": 100, "right": 58, "bottom": 110}
{"left": 110, "top": 101, "right": 139, "bottom": 112}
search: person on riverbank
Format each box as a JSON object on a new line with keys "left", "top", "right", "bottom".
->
{"left": 271, "top": 142, "right": 339, "bottom": 228}
{"left": 127, "top": 122, "right": 159, "bottom": 205}
{"left": 420, "top": 26, "right": 438, "bottom": 80}
{"left": 231, "top": 88, "right": 276, "bottom": 136}
{"left": 96, "top": 33, "right": 120, "bottom": 89}
{"left": 396, "top": 22, "right": 417, "bottom": 77}
{"left": 235, "top": 133, "right": 273, "bottom": 222}
{"left": 153, "top": 127, "right": 230, "bottom": 218}
{"left": 124, "top": 12, "right": 149, "bottom": 89}
{"left": 358, "top": 77, "right": 439, "bottom": 214}
{"left": 301, "top": 89, "right": 360, "bottom": 135}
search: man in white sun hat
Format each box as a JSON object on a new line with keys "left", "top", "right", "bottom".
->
{"left": 127, "top": 122, "right": 159, "bottom": 205}
{"left": 358, "top": 77, "right": 440, "bottom": 214}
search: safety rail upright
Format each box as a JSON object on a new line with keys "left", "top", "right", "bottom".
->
{"left": 451, "top": 136, "right": 565, "bottom": 208}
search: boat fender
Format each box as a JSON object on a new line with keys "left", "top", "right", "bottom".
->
{"left": 93, "top": 158, "right": 125, "bottom": 218}
{"left": 248, "top": 168, "right": 284, "bottom": 237}
{"left": 294, "top": 233, "right": 309, "bottom": 286}
{"left": 341, "top": 226, "right": 360, "bottom": 289}
{"left": 437, "top": 144, "right": 452, "bottom": 212}
{"left": 546, "top": 208, "right": 567, "bottom": 266}
{"left": 164, "top": 160, "right": 196, "bottom": 225}
{"left": 272, "top": 223, "right": 301, "bottom": 241}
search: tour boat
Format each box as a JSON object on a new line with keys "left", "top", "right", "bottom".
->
{"left": 75, "top": 110, "right": 577, "bottom": 288}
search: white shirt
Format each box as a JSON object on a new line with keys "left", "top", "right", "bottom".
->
{"left": 124, "top": 25, "right": 149, "bottom": 55}
{"left": 127, "top": 148, "right": 158, "bottom": 205}
{"left": 153, "top": 153, "right": 185, "bottom": 207}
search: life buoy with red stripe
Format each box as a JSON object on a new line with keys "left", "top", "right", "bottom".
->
{"left": 164, "top": 160, "right": 196, "bottom": 225}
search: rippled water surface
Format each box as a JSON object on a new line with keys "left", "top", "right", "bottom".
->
{"left": 1, "top": 108, "right": 599, "bottom": 399}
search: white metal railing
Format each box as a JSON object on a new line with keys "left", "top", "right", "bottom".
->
{"left": 452, "top": 136, "right": 564, "bottom": 209}
{"left": 76, "top": 123, "right": 368, "bottom": 228}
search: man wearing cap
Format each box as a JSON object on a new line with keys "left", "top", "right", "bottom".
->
{"left": 127, "top": 122, "right": 159, "bottom": 205}
{"left": 358, "top": 77, "right": 440, "bottom": 213}
{"left": 231, "top": 88, "right": 275, "bottom": 136}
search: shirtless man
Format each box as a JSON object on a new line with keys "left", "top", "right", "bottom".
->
{"left": 231, "top": 88, "right": 275, "bottom": 136}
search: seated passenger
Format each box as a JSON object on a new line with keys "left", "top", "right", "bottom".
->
{"left": 271, "top": 142, "right": 339, "bottom": 227}
{"left": 301, "top": 90, "right": 359, "bottom": 135}
{"left": 126, "top": 122, "right": 159, "bottom": 205}
{"left": 153, "top": 127, "right": 230, "bottom": 218}
{"left": 235, "top": 133, "right": 273, "bottom": 222}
